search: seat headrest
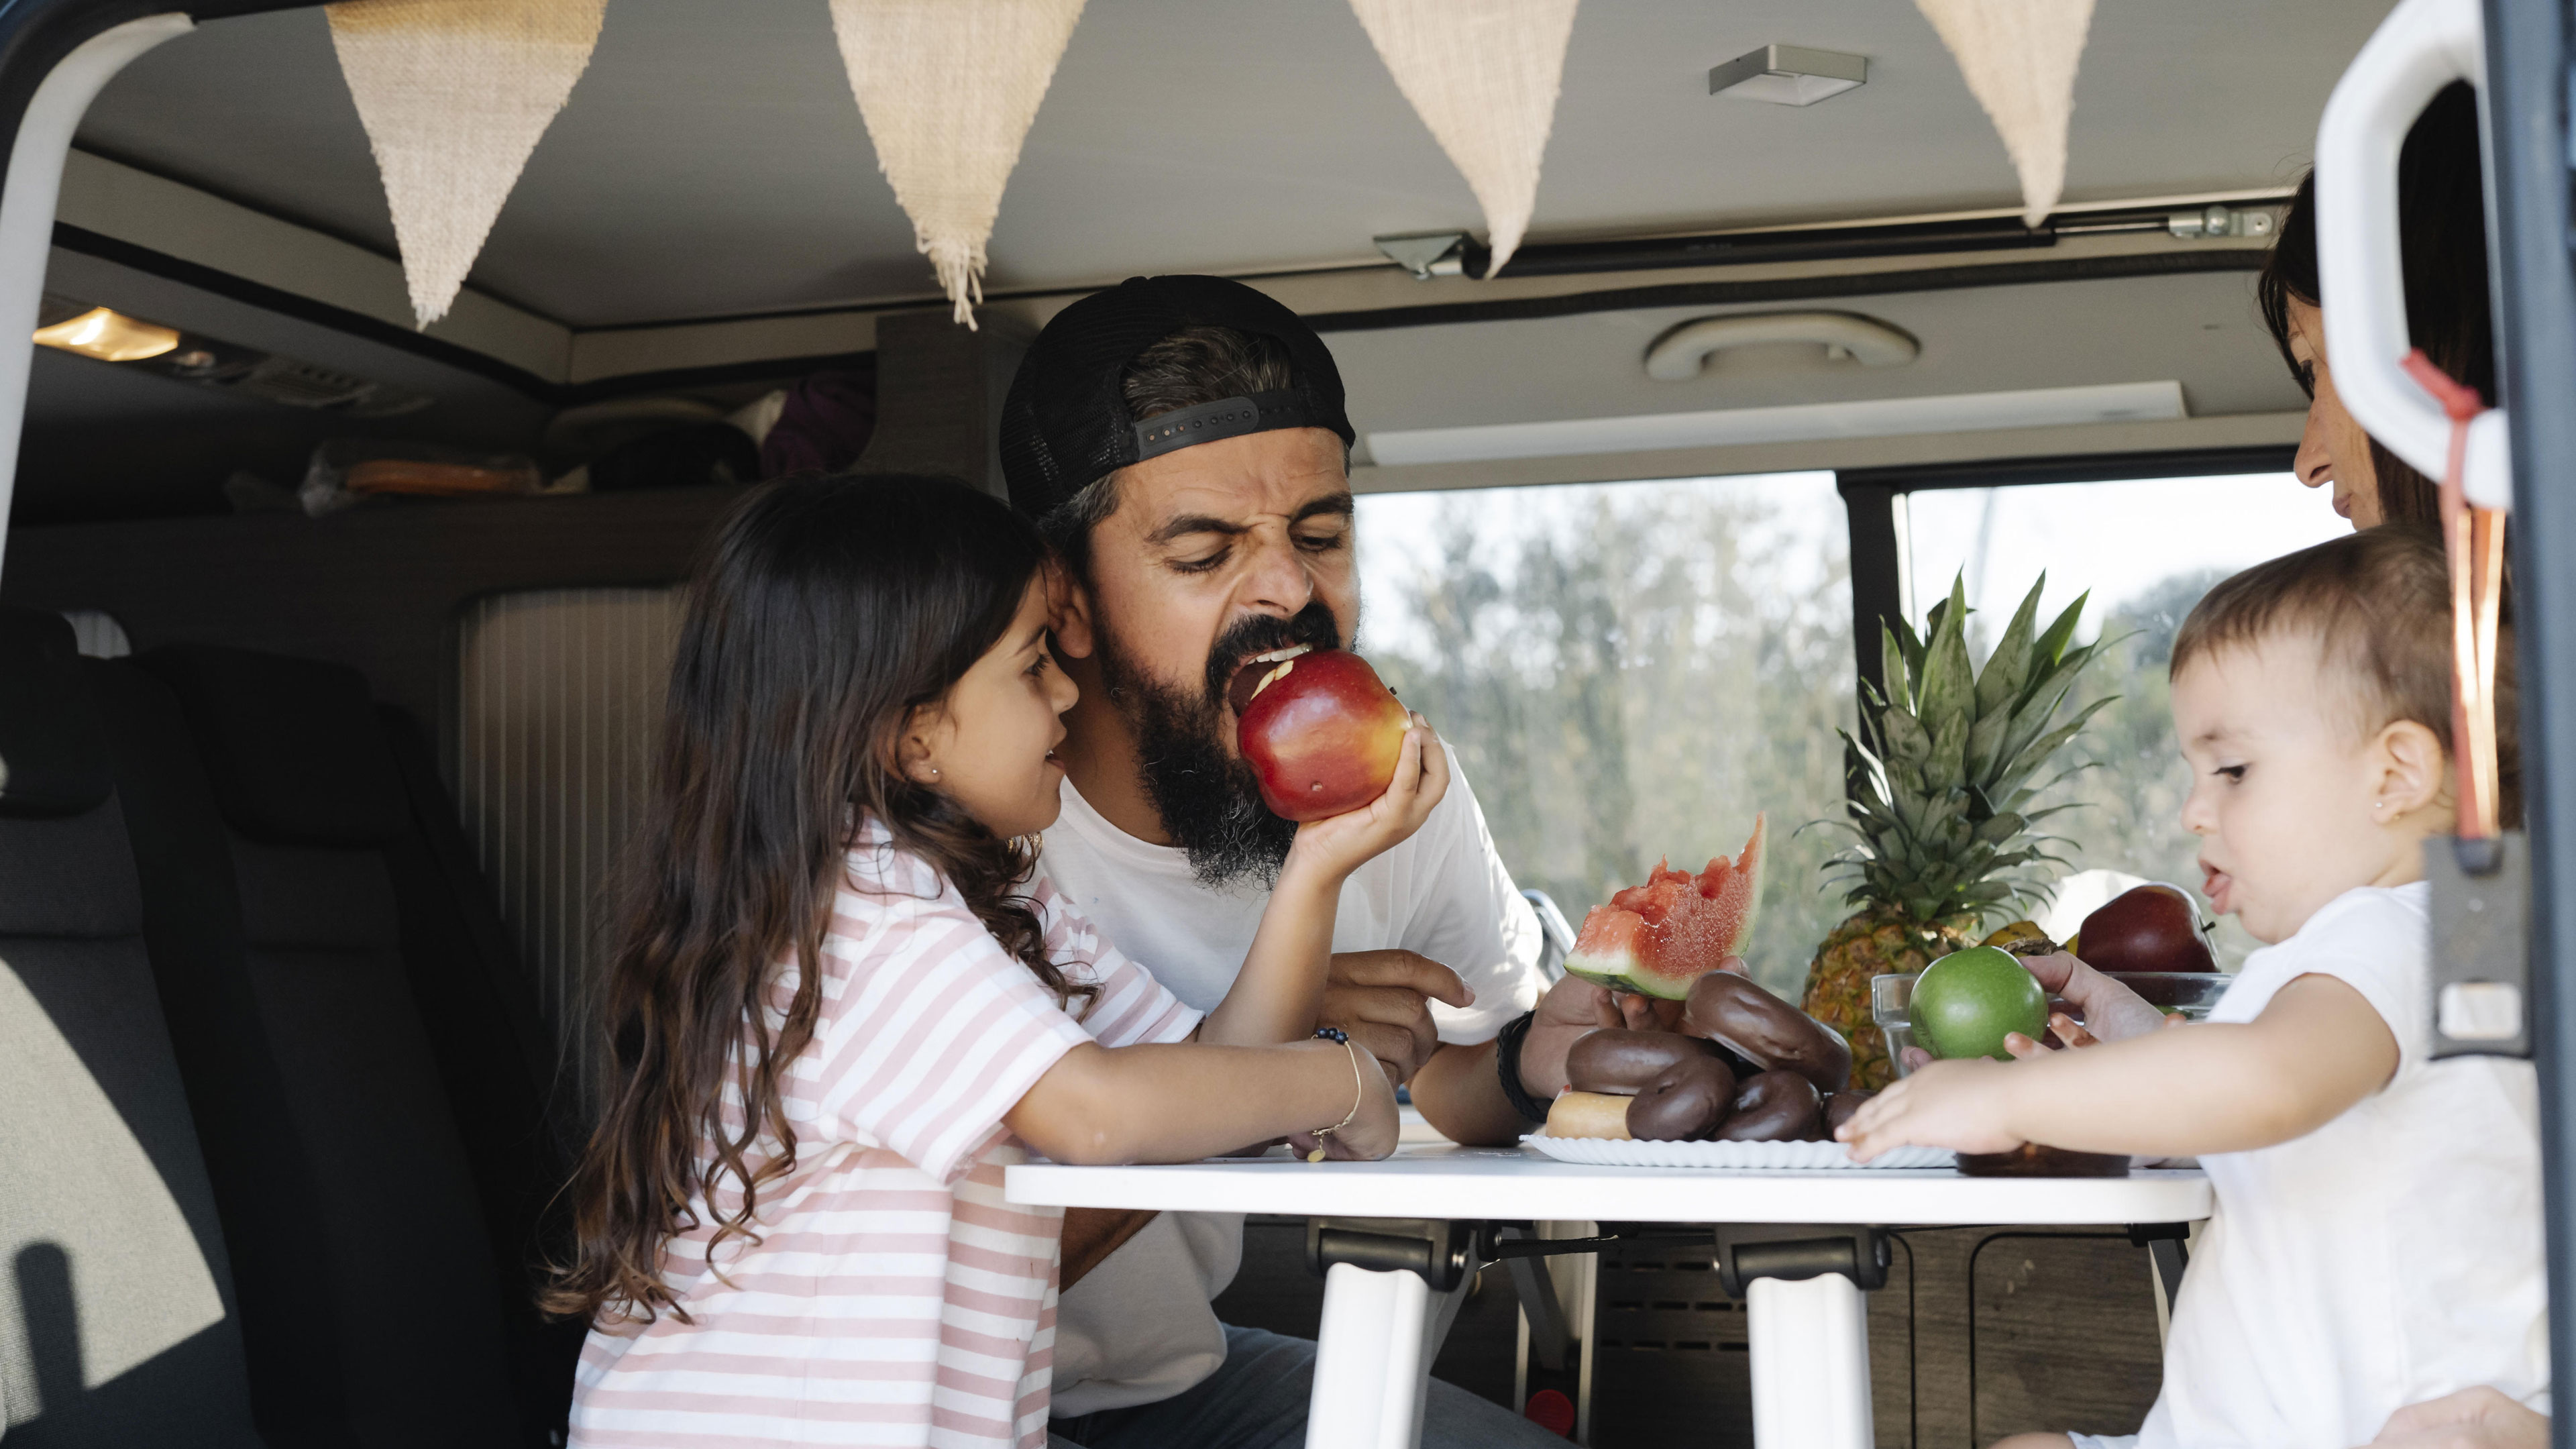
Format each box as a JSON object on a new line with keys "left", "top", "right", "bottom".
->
{"left": 140, "top": 645, "right": 409, "bottom": 847}
{"left": 0, "top": 608, "right": 111, "bottom": 817}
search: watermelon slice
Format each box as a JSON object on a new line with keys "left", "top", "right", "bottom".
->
{"left": 1564, "top": 814, "right": 1766, "bottom": 1000}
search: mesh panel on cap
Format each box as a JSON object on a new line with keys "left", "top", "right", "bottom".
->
{"left": 999, "top": 275, "right": 1352, "bottom": 519}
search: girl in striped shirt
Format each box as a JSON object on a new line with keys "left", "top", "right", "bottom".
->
{"left": 547, "top": 474, "right": 1431, "bottom": 1449}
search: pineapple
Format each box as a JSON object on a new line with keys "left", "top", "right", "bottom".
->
{"left": 1803, "top": 574, "right": 2111, "bottom": 1089}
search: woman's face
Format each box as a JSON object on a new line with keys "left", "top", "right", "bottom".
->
{"left": 2285, "top": 297, "right": 2384, "bottom": 529}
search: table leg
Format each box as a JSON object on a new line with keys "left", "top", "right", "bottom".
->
{"left": 1307, "top": 1260, "right": 1435, "bottom": 1449}
{"left": 1746, "top": 1273, "right": 1873, "bottom": 1449}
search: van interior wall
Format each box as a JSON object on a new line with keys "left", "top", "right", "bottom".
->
{"left": 0, "top": 483, "right": 739, "bottom": 781}
{"left": 0, "top": 290, "right": 1041, "bottom": 768}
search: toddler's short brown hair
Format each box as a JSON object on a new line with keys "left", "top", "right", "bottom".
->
{"left": 2170, "top": 526, "right": 2518, "bottom": 825}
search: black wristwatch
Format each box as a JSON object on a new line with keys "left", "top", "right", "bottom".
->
{"left": 1495, "top": 1010, "right": 1549, "bottom": 1125}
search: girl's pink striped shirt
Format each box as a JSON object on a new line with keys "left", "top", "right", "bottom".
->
{"left": 571, "top": 826, "right": 1200, "bottom": 1449}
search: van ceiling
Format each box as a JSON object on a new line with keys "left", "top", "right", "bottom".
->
{"left": 77, "top": 0, "right": 2389, "bottom": 329}
{"left": 17, "top": 0, "right": 2381, "bottom": 524}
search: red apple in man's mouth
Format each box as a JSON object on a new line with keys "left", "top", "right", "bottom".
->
{"left": 1233, "top": 647, "right": 1410, "bottom": 821}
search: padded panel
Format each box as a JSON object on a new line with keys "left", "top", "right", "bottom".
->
{"left": 92, "top": 651, "right": 547, "bottom": 1446}
{"left": 0, "top": 608, "right": 109, "bottom": 819}
{"left": 140, "top": 645, "right": 407, "bottom": 847}
{"left": 0, "top": 938, "right": 260, "bottom": 1449}
{"left": 0, "top": 649, "right": 263, "bottom": 1448}
{"left": 81, "top": 657, "right": 362, "bottom": 1448}
{"left": 376, "top": 706, "right": 584, "bottom": 1440}
{"left": 0, "top": 800, "right": 141, "bottom": 939}
{"left": 240, "top": 942, "right": 521, "bottom": 1446}
{"left": 231, "top": 839, "right": 398, "bottom": 953}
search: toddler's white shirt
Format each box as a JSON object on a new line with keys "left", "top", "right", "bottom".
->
{"left": 2133, "top": 881, "right": 2548, "bottom": 1448}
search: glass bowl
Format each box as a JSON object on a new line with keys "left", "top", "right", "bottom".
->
{"left": 1873, "top": 971, "right": 2233, "bottom": 1077}
{"left": 2097, "top": 971, "right": 2233, "bottom": 1020}
{"left": 1870, "top": 973, "right": 1920, "bottom": 1077}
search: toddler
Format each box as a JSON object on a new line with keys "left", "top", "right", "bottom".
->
{"left": 1843, "top": 527, "right": 2546, "bottom": 1448}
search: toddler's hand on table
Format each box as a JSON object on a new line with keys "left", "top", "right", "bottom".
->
{"left": 1900, "top": 1005, "right": 2151, "bottom": 1073}
{"left": 1836, "top": 1057, "right": 2027, "bottom": 1160}
{"left": 2002, "top": 1012, "right": 2102, "bottom": 1057}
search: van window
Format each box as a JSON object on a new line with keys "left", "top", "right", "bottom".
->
{"left": 1356, "top": 472, "right": 1847, "bottom": 1002}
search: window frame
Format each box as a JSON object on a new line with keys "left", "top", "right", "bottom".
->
{"left": 1832, "top": 443, "right": 2298, "bottom": 708}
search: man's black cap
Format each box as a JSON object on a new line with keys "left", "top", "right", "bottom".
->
{"left": 998, "top": 274, "right": 1354, "bottom": 520}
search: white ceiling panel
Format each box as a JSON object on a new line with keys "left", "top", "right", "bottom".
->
{"left": 74, "top": 0, "right": 2392, "bottom": 329}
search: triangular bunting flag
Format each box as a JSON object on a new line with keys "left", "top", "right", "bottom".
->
{"left": 1913, "top": 0, "right": 2096, "bottom": 226}
{"left": 1349, "top": 0, "right": 1578, "bottom": 277}
{"left": 829, "top": 0, "right": 1087, "bottom": 328}
{"left": 327, "top": 0, "right": 605, "bottom": 329}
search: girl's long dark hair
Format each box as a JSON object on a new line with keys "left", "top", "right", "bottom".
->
{"left": 2259, "top": 81, "right": 2493, "bottom": 529}
{"left": 544, "top": 473, "right": 1087, "bottom": 1325}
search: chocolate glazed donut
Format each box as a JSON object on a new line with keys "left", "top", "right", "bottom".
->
{"left": 1715, "top": 1069, "right": 1823, "bottom": 1142}
{"left": 1821, "top": 1091, "right": 1872, "bottom": 1138}
{"left": 1681, "top": 973, "right": 1854, "bottom": 1095}
{"left": 1626, "top": 1056, "right": 1737, "bottom": 1141}
{"left": 1566, "top": 1029, "right": 1717, "bottom": 1095}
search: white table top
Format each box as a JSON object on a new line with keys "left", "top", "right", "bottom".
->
{"left": 1006, "top": 1144, "right": 2212, "bottom": 1224}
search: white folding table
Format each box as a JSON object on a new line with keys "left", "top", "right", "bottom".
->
{"left": 1008, "top": 1144, "right": 2210, "bottom": 1449}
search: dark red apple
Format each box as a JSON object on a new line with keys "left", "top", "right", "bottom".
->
{"left": 1234, "top": 648, "right": 1410, "bottom": 822}
{"left": 2073, "top": 883, "right": 2218, "bottom": 973}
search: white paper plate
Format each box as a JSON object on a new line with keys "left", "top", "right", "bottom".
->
{"left": 1521, "top": 1134, "right": 1955, "bottom": 1170}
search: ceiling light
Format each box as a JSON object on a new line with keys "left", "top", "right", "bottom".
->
{"left": 1366, "top": 382, "right": 2186, "bottom": 466}
{"left": 31, "top": 293, "right": 431, "bottom": 417}
{"left": 1709, "top": 45, "right": 1868, "bottom": 107}
{"left": 33, "top": 305, "right": 180, "bottom": 362}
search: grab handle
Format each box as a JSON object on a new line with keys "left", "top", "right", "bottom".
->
{"left": 2313, "top": 0, "right": 2512, "bottom": 508}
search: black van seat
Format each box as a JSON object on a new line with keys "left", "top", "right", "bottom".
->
{"left": 120, "top": 644, "right": 539, "bottom": 1448}
{"left": 0, "top": 608, "right": 264, "bottom": 1448}
{"left": 373, "top": 704, "right": 586, "bottom": 1433}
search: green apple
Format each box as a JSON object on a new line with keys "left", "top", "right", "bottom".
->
{"left": 1913, "top": 946, "right": 2049, "bottom": 1061}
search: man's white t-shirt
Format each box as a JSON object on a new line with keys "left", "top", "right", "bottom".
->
{"left": 1035, "top": 749, "right": 1544, "bottom": 1416}
{"left": 2130, "top": 881, "right": 2548, "bottom": 1449}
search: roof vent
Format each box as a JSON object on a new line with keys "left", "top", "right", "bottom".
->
{"left": 1709, "top": 45, "right": 1868, "bottom": 107}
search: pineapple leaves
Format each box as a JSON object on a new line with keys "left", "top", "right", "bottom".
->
{"left": 1880, "top": 704, "right": 1933, "bottom": 768}
{"left": 2023, "top": 590, "right": 2091, "bottom": 704}
{"left": 1917, "top": 577, "right": 1976, "bottom": 744}
{"left": 1965, "top": 707, "right": 2012, "bottom": 786}
{"left": 1813, "top": 568, "right": 2112, "bottom": 932}
{"left": 1888, "top": 619, "right": 1927, "bottom": 708}
{"left": 1973, "top": 575, "right": 2044, "bottom": 721}
{"left": 2004, "top": 698, "right": 2121, "bottom": 784}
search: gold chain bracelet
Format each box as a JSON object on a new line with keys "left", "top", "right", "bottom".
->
{"left": 1305, "top": 1029, "right": 1364, "bottom": 1164}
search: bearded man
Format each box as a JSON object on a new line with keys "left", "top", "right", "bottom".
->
{"left": 1004, "top": 275, "right": 1665, "bottom": 1449}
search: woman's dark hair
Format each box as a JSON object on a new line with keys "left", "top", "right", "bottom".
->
{"left": 2259, "top": 81, "right": 2493, "bottom": 529}
{"left": 544, "top": 472, "right": 1087, "bottom": 1325}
